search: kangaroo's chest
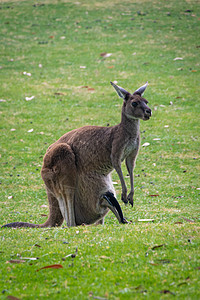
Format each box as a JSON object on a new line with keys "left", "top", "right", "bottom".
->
{"left": 121, "top": 137, "right": 139, "bottom": 161}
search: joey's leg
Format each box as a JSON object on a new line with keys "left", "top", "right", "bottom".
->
{"left": 101, "top": 192, "right": 128, "bottom": 224}
{"left": 125, "top": 154, "right": 137, "bottom": 207}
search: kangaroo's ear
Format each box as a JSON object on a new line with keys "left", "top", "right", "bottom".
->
{"left": 133, "top": 81, "right": 148, "bottom": 96}
{"left": 110, "top": 82, "right": 130, "bottom": 101}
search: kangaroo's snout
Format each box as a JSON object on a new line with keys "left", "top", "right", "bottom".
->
{"left": 143, "top": 107, "right": 152, "bottom": 120}
{"left": 145, "top": 108, "right": 151, "bottom": 116}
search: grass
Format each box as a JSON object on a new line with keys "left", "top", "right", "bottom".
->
{"left": 0, "top": 0, "right": 200, "bottom": 299}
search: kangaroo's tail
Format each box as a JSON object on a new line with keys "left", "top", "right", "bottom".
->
{"left": 2, "top": 222, "right": 40, "bottom": 228}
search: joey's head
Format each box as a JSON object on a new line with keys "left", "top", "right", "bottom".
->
{"left": 111, "top": 81, "right": 151, "bottom": 121}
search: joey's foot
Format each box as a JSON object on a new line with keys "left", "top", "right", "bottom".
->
{"left": 127, "top": 193, "right": 134, "bottom": 207}
{"left": 121, "top": 218, "right": 129, "bottom": 224}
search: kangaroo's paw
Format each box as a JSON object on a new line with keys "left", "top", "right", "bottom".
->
{"left": 127, "top": 192, "right": 134, "bottom": 207}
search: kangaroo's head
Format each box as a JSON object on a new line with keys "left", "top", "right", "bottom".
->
{"left": 111, "top": 81, "right": 151, "bottom": 121}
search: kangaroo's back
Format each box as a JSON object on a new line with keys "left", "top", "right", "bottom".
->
{"left": 49, "top": 125, "right": 118, "bottom": 173}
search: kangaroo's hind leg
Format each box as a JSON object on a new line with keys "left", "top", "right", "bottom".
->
{"left": 41, "top": 143, "right": 77, "bottom": 227}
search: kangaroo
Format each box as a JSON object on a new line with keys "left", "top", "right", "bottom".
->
{"left": 2, "top": 81, "right": 151, "bottom": 228}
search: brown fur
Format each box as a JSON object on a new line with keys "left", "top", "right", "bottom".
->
{"left": 2, "top": 82, "right": 151, "bottom": 228}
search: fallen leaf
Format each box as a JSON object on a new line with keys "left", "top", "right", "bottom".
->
{"left": 100, "top": 52, "right": 112, "bottom": 58}
{"left": 177, "top": 282, "right": 187, "bottom": 287}
{"left": 36, "top": 264, "right": 63, "bottom": 272}
{"left": 40, "top": 204, "right": 48, "bottom": 208}
{"left": 173, "top": 57, "right": 183, "bottom": 61}
{"left": 182, "top": 217, "right": 195, "bottom": 223}
{"left": 40, "top": 214, "right": 48, "bottom": 217}
{"left": 7, "top": 260, "right": 26, "bottom": 264}
{"left": 87, "top": 88, "right": 95, "bottom": 91}
{"left": 80, "top": 66, "right": 86, "bottom": 69}
{"left": 0, "top": 99, "right": 7, "bottom": 102}
{"left": 134, "top": 285, "right": 143, "bottom": 290}
{"left": 151, "top": 244, "right": 164, "bottom": 250}
{"left": 27, "top": 129, "right": 34, "bottom": 133}
{"left": 149, "top": 261, "right": 159, "bottom": 266}
{"left": 160, "top": 290, "right": 175, "bottom": 295}
{"left": 10, "top": 128, "right": 16, "bottom": 131}
{"left": 100, "top": 256, "right": 111, "bottom": 260}
{"left": 23, "top": 71, "right": 32, "bottom": 76}
{"left": 138, "top": 219, "right": 154, "bottom": 222}
{"left": 157, "top": 259, "right": 170, "bottom": 264}
{"left": 8, "top": 196, "right": 13, "bottom": 199}
{"left": 174, "top": 221, "right": 183, "bottom": 224}
{"left": 153, "top": 138, "right": 161, "bottom": 141}
{"left": 7, "top": 296, "right": 21, "bottom": 300}
{"left": 20, "top": 257, "right": 39, "bottom": 261}
{"left": 34, "top": 244, "right": 41, "bottom": 248}
{"left": 54, "top": 92, "right": 64, "bottom": 95}
{"left": 107, "top": 66, "right": 114, "bottom": 69}
{"left": 25, "top": 96, "right": 35, "bottom": 101}
{"left": 148, "top": 194, "right": 159, "bottom": 197}
{"left": 142, "top": 142, "right": 150, "bottom": 147}
{"left": 38, "top": 41, "right": 48, "bottom": 45}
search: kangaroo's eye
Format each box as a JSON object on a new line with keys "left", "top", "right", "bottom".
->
{"left": 132, "top": 102, "right": 138, "bottom": 107}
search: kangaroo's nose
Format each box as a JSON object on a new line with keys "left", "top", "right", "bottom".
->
{"left": 145, "top": 108, "right": 151, "bottom": 116}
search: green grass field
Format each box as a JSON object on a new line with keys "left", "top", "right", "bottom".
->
{"left": 0, "top": 0, "right": 199, "bottom": 299}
